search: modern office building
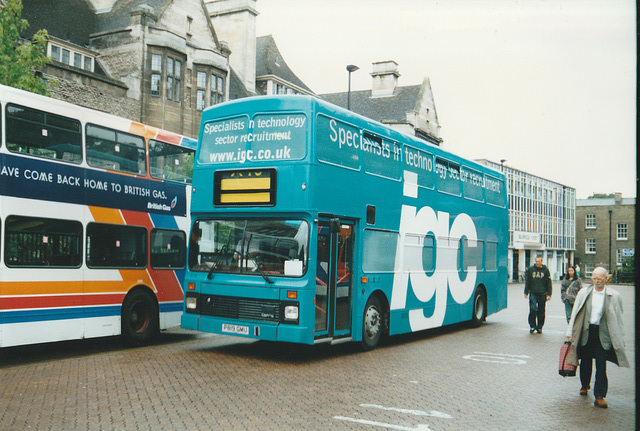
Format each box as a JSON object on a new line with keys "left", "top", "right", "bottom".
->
{"left": 477, "top": 160, "right": 576, "bottom": 281}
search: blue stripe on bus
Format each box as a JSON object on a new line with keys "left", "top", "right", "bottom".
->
{"left": 159, "top": 302, "right": 183, "bottom": 313}
{"left": 1, "top": 303, "right": 182, "bottom": 324}
{"left": 150, "top": 212, "right": 179, "bottom": 230}
{"left": 1, "top": 306, "right": 121, "bottom": 324}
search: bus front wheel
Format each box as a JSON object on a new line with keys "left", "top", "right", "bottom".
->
{"left": 361, "top": 295, "right": 383, "bottom": 351}
{"left": 121, "top": 289, "right": 159, "bottom": 346}
{"left": 471, "top": 288, "right": 487, "bottom": 328}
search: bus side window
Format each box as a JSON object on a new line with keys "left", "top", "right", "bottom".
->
{"left": 4, "top": 215, "right": 82, "bottom": 268}
{"left": 86, "top": 223, "right": 147, "bottom": 268}
{"left": 86, "top": 123, "right": 146, "bottom": 176}
{"left": 150, "top": 229, "right": 186, "bottom": 269}
{"left": 5, "top": 103, "right": 82, "bottom": 164}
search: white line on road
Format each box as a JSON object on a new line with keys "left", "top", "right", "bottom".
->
{"left": 472, "top": 352, "right": 532, "bottom": 358}
{"left": 463, "top": 352, "right": 532, "bottom": 364}
{"left": 360, "top": 404, "right": 453, "bottom": 419}
{"left": 333, "top": 416, "right": 432, "bottom": 431}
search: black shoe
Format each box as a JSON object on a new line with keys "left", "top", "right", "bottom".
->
{"left": 529, "top": 327, "right": 535, "bottom": 334}
{"left": 536, "top": 328, "right": 542, "bottom": 334}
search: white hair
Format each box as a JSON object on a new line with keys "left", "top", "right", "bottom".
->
{"left": 592, "top": 266, "right": 609, "bottom": 277}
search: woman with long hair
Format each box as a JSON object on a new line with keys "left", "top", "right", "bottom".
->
{"left": 560, "top": 265, "right": 583, "bottom": 322}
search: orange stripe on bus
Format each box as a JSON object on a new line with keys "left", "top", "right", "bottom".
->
{"left": 89, "top": 206, "right": 124, "bottom": 224}
{"left": 0, "top": 273, "right": 154, "bottom": 296}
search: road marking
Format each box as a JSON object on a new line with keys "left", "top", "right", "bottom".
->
{"left": 361, "top": 404, "right": 453, "bottom": 419}
{"left": 333, "top": 416, "right": 432, "bottom": 430}
{"left": 463, "top": 351, "right": 531, "bottom": 364}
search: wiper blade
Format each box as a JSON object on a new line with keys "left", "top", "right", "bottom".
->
{"left": 207, "top": 245, "right": 230, "bottom": 279}
{"left": 249, "top": 256, "right": 274, "bottom": 284}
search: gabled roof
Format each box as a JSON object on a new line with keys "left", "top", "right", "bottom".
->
{"left": 256, "top": 35, "right": 313, "bottom": 94}
{"left": 228, "top": 67, "right": 254, "bottom": 100}
{"left": 22, "top": 0, "right": 96, "bottom": 46}
{"left": 321, "top": 85, "right": 422, "bottom": 124}
{"left": 93, "top": 0, "right": 172, "bottom": 34}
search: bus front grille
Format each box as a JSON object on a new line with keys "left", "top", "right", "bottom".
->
{"left": 199, "top": 294, "right": 280, "bottom": 323}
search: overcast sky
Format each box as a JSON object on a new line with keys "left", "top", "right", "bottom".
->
{"left": 255, "top": 0, "right": 636, "bottom": 199}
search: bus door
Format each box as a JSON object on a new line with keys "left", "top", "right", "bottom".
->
{"left": 314, "top": 220, "right": 354, "bottom": 340}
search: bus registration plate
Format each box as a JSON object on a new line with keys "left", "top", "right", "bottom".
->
{"left": 222, "top": 323, "right": 249, "bottom": 335}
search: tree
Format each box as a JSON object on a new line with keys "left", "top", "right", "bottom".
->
{"left": 0, "top": 0, "right": 52, "bottom": 95}
{"left": 587, "top": 193, "right": 615, "bottom": 199}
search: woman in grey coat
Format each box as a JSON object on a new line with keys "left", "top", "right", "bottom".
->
{"left": 565, "top": 267, "right": 629, "bottom": 408}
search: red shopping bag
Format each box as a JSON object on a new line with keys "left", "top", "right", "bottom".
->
{"left": 559, "top": 341, "right": 577, "bottom": 377}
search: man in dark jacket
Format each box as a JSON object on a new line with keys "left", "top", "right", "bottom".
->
{"left": 524, "top": 255, "right": 552, "bottom": 333}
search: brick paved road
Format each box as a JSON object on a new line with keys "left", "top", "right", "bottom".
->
{"left": 0, "top": 283, "right": 635, "bottom": 430}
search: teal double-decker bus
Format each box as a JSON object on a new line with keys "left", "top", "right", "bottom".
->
{"left": 182, "top": 95, "right": 508, "bottom": 350}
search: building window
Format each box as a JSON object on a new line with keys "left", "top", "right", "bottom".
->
{"left": 48, "top": 43, "right": 95, "bottom": 72}
{"left": 166, "top": 57, "right": 181, "bottom": 102}
{"left": 584, "top": 263, "right": 595, "bottom": 277}
{"left": 51, "top": 45, "right": 60, "bottom": 62}
{"left": 187, "top": 16, "right": 193, "bottom": 32}
{"left": 585, "top": 238, "right": 596, "bottom": 254}
{"left": 616, "top": 223, "right": 628, "bottom": 240}
{"left": 61, "top": 48, "right": 70, "bottom": 65}
{"left": 150, "top": 54, "right": 162, "bottom": 97}
{"left": 616, "top": 249, "right": 624, "bottom": 266}
{"left": 196, "top": 71, "right": 207, "bottom": 111}
{"left": 585, "top": 214, "right": 596, "bottom": 229}
{"left": 211, "top": 74, "right": 224, "bottom": 105}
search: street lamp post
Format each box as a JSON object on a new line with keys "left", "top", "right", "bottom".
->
{"left": 346, "top": 64, "right": 359, "bottom": 110}
{"left": 500, "top": 159, "right": 506, "bottom": 172}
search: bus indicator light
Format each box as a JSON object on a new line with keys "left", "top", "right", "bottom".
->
{"left": 188, "top": 283, "right": 196, "bottom": 291}
{"left": 286, "top": 290, "right": 297, "bottom": 299}
{"left": 361, "top": 276, "right": 368, "bottom": 284}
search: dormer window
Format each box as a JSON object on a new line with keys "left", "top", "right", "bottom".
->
{"left": 48, "top": 42, "right": 94, "bottom": 72}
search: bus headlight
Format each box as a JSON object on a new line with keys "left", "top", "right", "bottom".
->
{"left": 186, "top": 296, "right": 198, "bottom": 311}
{"left": 283, "top": 304, "right": 299, "bottom": 322}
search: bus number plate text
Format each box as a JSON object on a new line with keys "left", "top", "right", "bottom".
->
{"left": 222, "top": 323, "right": 250, "bottom": 335}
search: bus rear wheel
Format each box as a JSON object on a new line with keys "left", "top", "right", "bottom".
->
{"left": 361, "top": 295, "right": 382, "bottom": 351}
{"left": 471, "top": 288, "right": 486, "bottom": 328}
{"left": 121, "top": 289, "right": 159, "bottom": 346}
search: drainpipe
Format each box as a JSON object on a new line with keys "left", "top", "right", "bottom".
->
{"left": 608, "top": 209, "right": 612, "bottom": 271}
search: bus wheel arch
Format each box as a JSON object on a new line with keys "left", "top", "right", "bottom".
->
{"left": 121, "top": 287, "right": 160, "bottom": 346}
{"left": 470, "top": 285, "right": 487, "bottom": 327}
{"left": 360, "top": 291, "right": 388, "bottom": 351}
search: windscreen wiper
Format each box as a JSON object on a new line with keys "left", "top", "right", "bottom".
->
{"left": 249, "top": 255, "right": 274, "bottom": 284}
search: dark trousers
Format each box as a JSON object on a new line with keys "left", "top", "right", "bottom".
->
{"left": 579, "top": 324, "right": 609, "bottom": 398}
{"left": 528, "top": 293, "right": 547, "bottom": 330}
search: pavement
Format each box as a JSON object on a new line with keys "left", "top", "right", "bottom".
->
{"left": 0, "top": 282, "right": 635, "bottom": 430}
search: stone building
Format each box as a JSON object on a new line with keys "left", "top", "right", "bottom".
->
{"left": 22, "top": 0, "right": 234, "bottom": 138}
{"left": 19, "top": 0, "right": 312, "bottom": 139}
{"left": 575, "top": 193, "right": 635, "bottom": 277}
{"left": 321, "top": 61, "right": 442, "bottom": 146}
{"left": 477, "top": 160, "right": 576, "bottom": 281}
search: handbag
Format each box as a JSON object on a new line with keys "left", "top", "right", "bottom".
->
{"left": 559, "top": 341, "right": 577, "bottom": 377}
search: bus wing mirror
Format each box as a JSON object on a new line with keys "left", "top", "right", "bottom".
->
{"left": 330, "top": 218, "right": 341, "bottom": 234}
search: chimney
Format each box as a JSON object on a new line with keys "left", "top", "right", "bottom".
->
{"left": 371, "top": 61, "right": 400, "bottom": 97}
{"left": 205, "top": 0, "right": 258, "bottom": 93}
